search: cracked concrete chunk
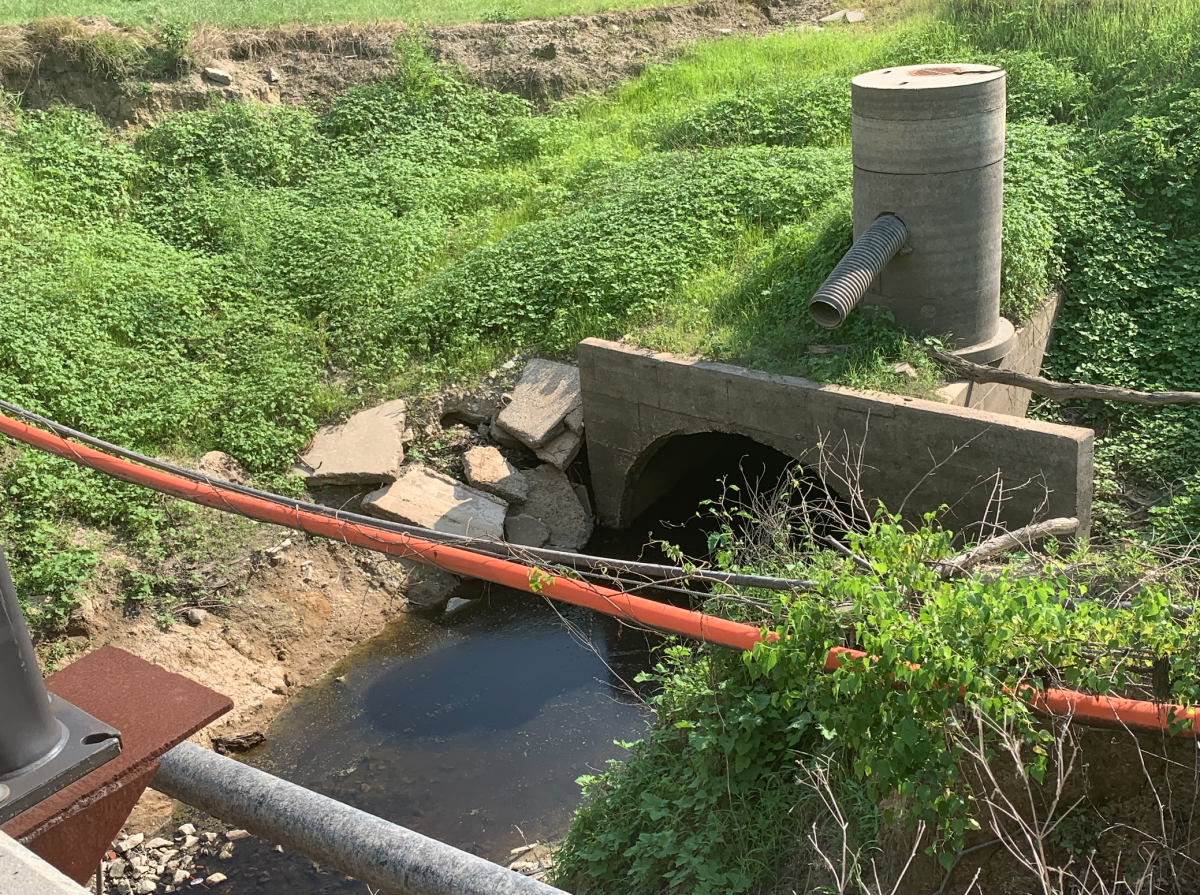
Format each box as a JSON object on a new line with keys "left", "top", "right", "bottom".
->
{"left": 505, "top": 514, "right": 551, "bottom": 548}
{"left": 202, "top": 67, "right": 232, "bottom": 85}
{"left": 295, "top": 399, "right": 406, "bottom": 486}
{"left": 519, "top": 465, "right": 592, "bottom": 550}
{"left": 363, "top": 465, "right": 507, "bottom": 540}
{"left": 534, "top": 426, "right": 583, "bottom": 470}
{"left": 496, "top": 359, "right": 582, "bottom": 449}
{"left": 463, "top": 446, "right": 528, "bottom": 503}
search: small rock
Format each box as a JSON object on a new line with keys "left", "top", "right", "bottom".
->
{"left": 202, "top": 832, "right": 218, "bottom": 843}
{"left": 178, "top": 824, "right": 196, "bottom": 837}
{"left": 182, "top": 836, "right": 199, "bottom": 849}
{"left": 172, "top": 870, "right": 189, "bottom": 885}
{"left": 218, "top": 847, "right": 233, "bottom": 860}
{"left": 265, "top": 67, "right": 281, "bottom": 83}
{"left": 443, "top": 596, "right": 477, "bottom": 616}
{"left": 204, "top": 873, "right": 227, "bottom": 886}
{"left": 363, "top": 465, "right": 508, "bottom": 540}
{"left": 531, "top": 42, "right": 557, "bottom": 59}
{"left": 202, "top": 67, "right": 232, "bottom": 85}
{"left": 146, "top": 838, "right": 173, "bottom": 850}
{"left": 718, "top": 27, "right": 731, "bottom": 34}
{"left": 118, "top": 834, "right": 144, "bottom": 853}
{"left": 135, "top": 880, "right": 157, "bottom": 894}
{"left": 462, "top": 446, "right": 528, "bottom": 503}
{"left": 159, "top": 850, "right": 178, "bottom": 863}
{"left": 184, "top": 608, "right": 207, "bottom": 627}
{"left": 115, "top": 881, "right": 133, "bottom": 895}
{"left": 225, "top": 830, "right": 250, "bottom": 841}
{"left": 890, "top": 361, "right": 919, "bottom": 381}
{"left": 504, "top": 514, "right": 551, "bottom": 548}
{"left": 501, "top": 359, "right": 516, "bottom": 370}
{"left": 195, "top": 451, "right": 246, "bottom": 484}
{"left": 495, "top": 359, "right": 582, "bottom": 450}
{"left": 109, "top": 858, "right": 127, "bottom": 878}
{"left": 294, "top": 399, "right": 407, "bottom": 486}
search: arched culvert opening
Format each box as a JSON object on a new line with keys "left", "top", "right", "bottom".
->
{"left": 586, "top": 432, "right": 845, "bottom": 565}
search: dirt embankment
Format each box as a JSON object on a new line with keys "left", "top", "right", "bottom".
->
{"left": 0, "top": 0, "right": 834, "bottom": 124}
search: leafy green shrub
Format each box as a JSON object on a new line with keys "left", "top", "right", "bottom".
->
{"left": 647, "top": 78, "right": 850, "bottom": 150}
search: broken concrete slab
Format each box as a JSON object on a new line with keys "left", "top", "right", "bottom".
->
{"left": 363, "top": 465, "right": 507, "bottom": 540}
{"left": 504, "top": 514, "right": 551, "bottom": 548}
{"left": 534, "top": 426, "right": 583, "bottom": 470}
{"left": 519, "top": 465, "right": 593, "bottom": 550}
{"left": 295, "top": 399, "right": 407, "bottom": 486}
{"left": 463, "top": 446, "right": 528, "bottom": 503}
{"left": 496, "top": 359, "right": 582, "bottom": 450}
{"left": 819, "top": 9, "right": 865, "bottom": 23}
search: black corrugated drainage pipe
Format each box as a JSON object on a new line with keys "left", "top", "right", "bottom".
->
{"left": 808, "top": 214, "right": 908, "bottom": 328}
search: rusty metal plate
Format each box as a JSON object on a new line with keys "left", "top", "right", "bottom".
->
{"left": 2, "top": 646, "right": 232, "bottom": 883}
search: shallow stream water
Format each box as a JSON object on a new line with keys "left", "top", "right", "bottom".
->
{"left": 213, "top": 586, "right": 657, "bottom": 893}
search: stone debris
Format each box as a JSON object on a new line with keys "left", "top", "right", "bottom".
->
{"left": 489, "top": 418, "right": 527, "bottom": 450}
{"left": 505, "top": 841, "right": 556, "bottom": 882}
{"left": 818, "top": 8, "right": 865, "bottom": 22}
{"left": 517, "top": 465, "right": 593, "bottom": 550}
{"left": 145, "top": 838, "right": 173, "bottom": 850}
{"left": 462, "top": 446, "right": 528, "bottom": 503}
{"left": 184, "top": 608, "right": 207, "bottom": 627}
{"left": 118, "top": 834, "right": 145, "bottom": 853}
{"left": 495, "top": 359, "right": 582, "bottom": 450}
{"left": 135, "top": 880, "right": 157, "bottom": 894}
{"left": 202, "top": 67, "right": 233, "bottom": 85}
{"left": 504, "top": 514, "right": 551, "bottom": 548}
{"left": 363, "top": 465, "right": 507, "bottom": 540}
{"left": 295, "top": 399, "right": 407, "bottom": 486}
{"left": 225, "top": 830, "right": 250, "bottom": 841}
{"left": 403, "top": 563, "right": 460, "bottom": 610}
{"left": 205, "top": 873, "right": 228, "bottom": 885}
{"left": 195, "top": 451, "right": 246, "bottom": 484}
{"left": 534, "top": 426, "right": 582, "bottom": 470}
{"left": 212, "top": 731, "right": 265, "bottom": 755}
{"left": 890, "top": 361, "right": 919, "bottom": 381}
{"left": 103, "top": 822, "right": 251, "bottom": 894}
{"left": 438, "top": 386, "right": 504, "bottom": 427}
{"left": 265, "top": 67, "right": 281, "bottom": 84}
{"left": 443, "top": 596, "right": 477, "bottom": 616}
{"left": 177, "top": 824, "right": 196, "bottom": 836}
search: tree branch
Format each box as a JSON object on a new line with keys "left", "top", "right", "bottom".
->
{"left": 938, "top": 517, "right": 1079, "bottom": 578}
{"left": 929, "top": 349, "right": 1200, "bottom": 407}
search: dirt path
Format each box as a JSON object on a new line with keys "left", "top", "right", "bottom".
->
{"left": 1, "top": 0, "right": 835, "bottom": 123}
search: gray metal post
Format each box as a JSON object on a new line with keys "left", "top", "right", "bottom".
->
{"left": 0, "top": 545, "right": 63, "bottom": 779}
{"left": 154, "top": 742, "right": 567, "bottom": 895}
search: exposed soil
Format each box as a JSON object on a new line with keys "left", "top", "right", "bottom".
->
{"left": 0, "top": 0, "right": 836, "bottom": 124}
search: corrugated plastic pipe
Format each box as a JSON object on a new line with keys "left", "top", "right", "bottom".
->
{"left": 0, "top": 410, "right": 1196, "bottom": 737}
{"left": 809, "top": 214, "right": 908, "bottom": 328}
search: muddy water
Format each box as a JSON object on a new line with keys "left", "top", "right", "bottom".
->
{"left": 215, "top": 587, "right": 657, "bottom": 893}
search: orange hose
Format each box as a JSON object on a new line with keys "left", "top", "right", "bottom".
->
{"left": 0, "top": 411, "right": 1194, "bottom": 736}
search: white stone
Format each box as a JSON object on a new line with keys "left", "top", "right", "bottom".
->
{"left": 204, "top": 873, "right": 227, "bottom": 885}
{"left": 177, "top": 824, "right": 196, "bottom": 837}
{"left": 202, "top": 832, "right": 217, "bottom": 843}
{"left": 145, "top": 838, "right": 172, "bottom": 850}
{"left": 462, "top": 446, "right": 528, "bottom": 503}
{"left": 295, "top": 399, "right": 407, "bottom": 485}
{"left": 117, "top": 834, "right": 144, "bottom": 853}
{"left": 182, "top": 836, "right": 199, "bottom": 849}
{"left": 135, "top": 880, "right": 157, "bottom": 894}
{"left": 202, "top": 67, "right": 232, "bottom": 85}
{"left": 443, "top": 596, "right": 477, "bottom": 616}
{"left": 224, "top": 830, "right": 250, "bottom": 841}
{"left": 495, "top": 359, "right": 582, "bottom": 449}
{"left": 184, "top": 608, "right": 207, "bottom": 626}
{"left": 172, "top": 870, "right": 189, "bottom": 885}
{"left": 363, "top": 466, "right": 507, "bottom": 540}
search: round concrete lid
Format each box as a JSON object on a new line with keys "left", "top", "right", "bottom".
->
{"left": 853, "top": 64, "right": 1004, "bottom": 91}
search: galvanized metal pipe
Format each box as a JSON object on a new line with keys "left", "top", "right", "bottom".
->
{"left": 0, "top": 545, "right": 64, "bottom": 780}
{"left": 153, "top": 742, "right": 566, "bottom": 895}
{"left": 809, "top": 213, "right": 908, "bottom": 328}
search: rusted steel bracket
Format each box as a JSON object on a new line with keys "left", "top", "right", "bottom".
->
{"left": 1, "top": 647, "right": 232, "bottom": 884}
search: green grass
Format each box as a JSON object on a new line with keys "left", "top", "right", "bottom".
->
{"left": 0, "top": 0, "right": 684, "bottom": 27}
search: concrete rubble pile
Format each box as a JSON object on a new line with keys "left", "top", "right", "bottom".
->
{"left": 282, "top": 359, "right": 594, "bottom": 611}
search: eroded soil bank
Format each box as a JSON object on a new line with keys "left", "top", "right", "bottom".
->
{"left": 0, "top": 0, "right": 834, "bottom": 123}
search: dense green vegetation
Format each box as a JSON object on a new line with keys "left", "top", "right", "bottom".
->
{"left": 5, "top": 0, "right": 1200, "bottom": 888}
